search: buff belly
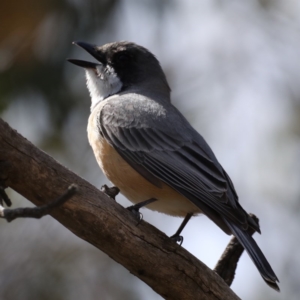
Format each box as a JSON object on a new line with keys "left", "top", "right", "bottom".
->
{"left": 87, "top": 109, "right": 200, "bottom": 217}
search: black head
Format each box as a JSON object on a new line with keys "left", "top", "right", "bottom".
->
{"left": 68, "top": 41, "right": 170, "bottom": 93}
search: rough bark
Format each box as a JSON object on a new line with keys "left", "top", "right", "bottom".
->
{"left": 0, "top": 118, "right": 240, "bottom": 300}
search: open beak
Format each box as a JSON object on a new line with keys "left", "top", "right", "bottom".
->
{"left": 67, "top": 41, "right": 105, "bottom": 69}
{"left": 67, "top": 59, "right": 98, "bottom": 69}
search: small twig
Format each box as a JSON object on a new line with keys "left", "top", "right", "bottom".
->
{"left": 214, "top": 214, "right": 258, "bottom": 286}
{"left": 101, "top": 184, "right": 120, "bottom": 200}
{"left": 0, "top": 184, "right": 78, "bottom": 222}
{"left": 0, "top": 161, "right": 12, "bottom": 207}
{"left": 0, "top": 184, "right": 12, "bottom": 207}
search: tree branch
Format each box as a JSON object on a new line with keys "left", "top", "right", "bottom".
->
{"left": 214, "top": 214, "right": 258, "bottom": 286}
{"left": 0, "top": 184, "right": 78, "bottom": 222}
{"left": 0, "top": 118, "right": 240, "bottom": 300}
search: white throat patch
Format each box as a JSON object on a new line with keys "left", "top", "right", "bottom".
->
{"left": 85, "top": 64, "right": 122, "bottom": 110}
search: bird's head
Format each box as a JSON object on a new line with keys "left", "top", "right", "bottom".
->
{"left": 68, "top": 41, "right": 170, "bottom": 109}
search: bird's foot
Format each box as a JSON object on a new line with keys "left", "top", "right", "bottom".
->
{"left": 169, "top": 213, "right": 193, "bottom": 246}
{"left": 170, "top": 234, "right": 184, "bottom": 246}
{"left": 127, "top": 198, "right": 157, "bottom": 225}
{"left": 127, "top": 205, "right": 143, "bottom": 224}
{"left": 101, "top": 185, "right": 120, "bottom": 200}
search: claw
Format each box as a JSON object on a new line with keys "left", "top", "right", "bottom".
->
{"left": 170, "top": 234, "right": 184, "bottom": 246}
{"left": 126, "top": 198, "right": 157, "bottom": 225}
{"left": 127, "top": 205, "right": 143, "bottom": 225}
{"left": 169, "top": 213, "right": 193, "bottom": 246}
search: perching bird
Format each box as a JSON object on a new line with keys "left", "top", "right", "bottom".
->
{"left": 68, "top": 41, "right": 279, "bottom": 291}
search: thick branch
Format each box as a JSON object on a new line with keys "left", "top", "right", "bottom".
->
{"left": 0, "top": 118, "right": 240, "bottom": 300}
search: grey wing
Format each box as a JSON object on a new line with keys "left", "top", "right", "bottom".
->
{"left": 98, "top": 96, "right": 280, "bottom": 288}
{"left": 99, "top": 96, "right": 256, "bottom": 233}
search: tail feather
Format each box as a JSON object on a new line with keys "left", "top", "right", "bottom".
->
{"left": 224, "top": 219, "right": 280, "bottom": 291}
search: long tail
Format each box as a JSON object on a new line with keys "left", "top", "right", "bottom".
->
{"left": 224, "top": 219, "right": 280, "bottom": 291}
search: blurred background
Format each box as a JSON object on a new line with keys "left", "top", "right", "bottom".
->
{"left": 0, "top": 0, "right": 299, "bottom": 299}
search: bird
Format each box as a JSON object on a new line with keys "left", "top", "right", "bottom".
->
{"left": 68, "top": 41, "right": 279, "bottom": 291}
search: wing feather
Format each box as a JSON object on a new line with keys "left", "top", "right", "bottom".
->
{"left": 99, "top": 96, "right": 249, "bottom": 230}
{"left": 97, "top": 95, "right": 277, "bottom": 286}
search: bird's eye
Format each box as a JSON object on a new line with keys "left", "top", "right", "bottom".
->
{"left": 115, "top": 52, "right": 131, "bottom": 63}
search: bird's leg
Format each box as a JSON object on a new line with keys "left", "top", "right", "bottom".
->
{"left": 170, "top": 213, "right": 193, "bottom": 245}
{"left": 127, "top": 198, "right": 157, "bottom": 222}
{"left": 101, "top": 184, "right": 120, "bottom": 200}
